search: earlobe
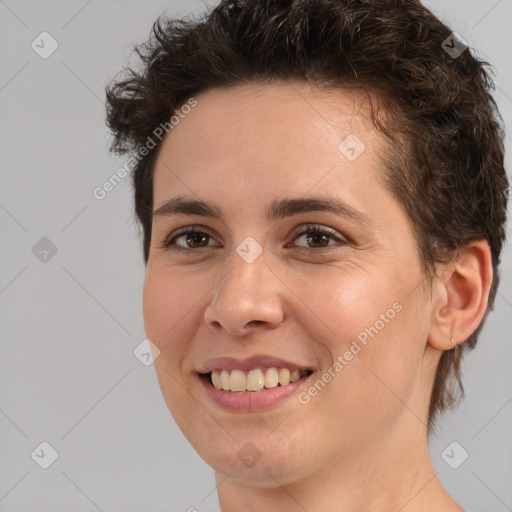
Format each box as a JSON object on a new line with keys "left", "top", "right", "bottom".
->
{"left": 428, "top": 241, "right": 493, "bottom": 350}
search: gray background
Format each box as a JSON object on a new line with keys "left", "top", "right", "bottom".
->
{"left": 1, "top": 1, "right": 511, "bottom": 511}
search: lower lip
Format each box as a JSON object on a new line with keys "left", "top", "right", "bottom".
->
{"left": 200, "top": 374, "right": 311, "bottom": 412}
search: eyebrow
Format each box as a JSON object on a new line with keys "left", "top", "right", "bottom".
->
{"left": 152, "top": 195, "right": 372, "bottom": 226}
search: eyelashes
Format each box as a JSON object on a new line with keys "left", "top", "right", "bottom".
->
{"left": 161, "top": 226, "right": 217, "bottom": 251}
{"left": 159, "top": 224, "right": 348, "bottom": 254}
{"left": 288, "top": 224, "right": 346, "bottom": 251}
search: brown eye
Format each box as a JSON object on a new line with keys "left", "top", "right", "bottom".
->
{"left": 161, "top": 227, "right": 218, "bottom": 251}
{"left": 183, "top": 232, "right": 210, "bottom": 248}
{"left": 305, "top": 231, "right": 331, "bottom": 248}
{"left": 294, "top": 225, "right": 344, "bottom": 250}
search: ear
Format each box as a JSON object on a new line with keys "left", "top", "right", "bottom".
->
{"left": 428, "top": 241, "right": 493, "bottom": 350}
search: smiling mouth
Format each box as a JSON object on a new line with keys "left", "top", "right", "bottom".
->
{"left": 202, "top": 367, "right": 313, "bottom": 393}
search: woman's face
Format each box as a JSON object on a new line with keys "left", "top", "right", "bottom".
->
{"left": 143, "top": 83, "right": 439, "bottom": 485}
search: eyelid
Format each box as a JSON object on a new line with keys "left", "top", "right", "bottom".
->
{"left": 289, "top": 223, "right": 348, "bottom": 251}
{"left": 159, "top": 223, "right": 348, "bottom": 252}
{"left": 293, "top": 223, "right": 339, "bottom": 238}
{"left": 159, "top": 224, "right": 220, "bottom": 251}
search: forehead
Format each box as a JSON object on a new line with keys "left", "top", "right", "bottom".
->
{"left": 152, "top": 82, "right": 387, "bottom": 206}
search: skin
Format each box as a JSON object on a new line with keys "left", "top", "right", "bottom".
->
{"left": 143, "top": 82, "right": 492, "bottom": 511}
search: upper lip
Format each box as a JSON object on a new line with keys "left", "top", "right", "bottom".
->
{"left": 197, "top": 355, "right": 314, "bottom": 374}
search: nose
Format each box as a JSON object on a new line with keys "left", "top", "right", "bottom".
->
{"left": 203, "top": 246, "right": 285, "bottom": 337}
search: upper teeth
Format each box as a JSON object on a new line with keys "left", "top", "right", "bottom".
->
{"left": 210, "top": 368, "right": 306, "bottom": 392}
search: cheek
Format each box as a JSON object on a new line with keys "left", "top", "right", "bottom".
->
{"left": 288, "top": 264, "right": 426, "bottom": 423}
{"left": 283, "top": 262, "right": 396, "bottom": 352}
{"left": 142, "top": 266, "right": 204, "bottom": 347}
{"left": 289, "top": 255, "right": 424, "bottom": 351}
{"left": 142, "top": 268, "right": 204, "bottom": 424}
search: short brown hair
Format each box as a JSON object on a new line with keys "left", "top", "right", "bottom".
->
{"left": 105, "top": 0, "right": 509, "bottom": 433}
